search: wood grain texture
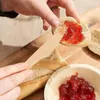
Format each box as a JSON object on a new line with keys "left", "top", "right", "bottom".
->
{"left": 0, "top": 7, "right": 100, "bottom": 100}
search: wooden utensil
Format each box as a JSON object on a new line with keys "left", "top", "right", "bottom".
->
{"left": 26, "top": 26, "right": 65, "bottom": 68}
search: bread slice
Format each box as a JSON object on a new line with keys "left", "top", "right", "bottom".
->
{"left": 54, "top": 17, "right": 91, "bottom": 47}
{"left": 17, "top": 49, "right": 67, "bottom": 100}
{"left": 88, "top": 30, "right": 100, "bottom": 55}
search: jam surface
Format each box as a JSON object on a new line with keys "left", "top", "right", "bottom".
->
{"left": 59, "top": 74, "right": 95, "bottom": 100}
{"left": 61, "top": 21, "right": 84, "bottom": 44}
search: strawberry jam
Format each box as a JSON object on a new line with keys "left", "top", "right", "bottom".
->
{"left": 61, "top": 21, "right": 84, "bottom": 44}
{"left": 59, "top": 74, "right": 95, "bottom": 100}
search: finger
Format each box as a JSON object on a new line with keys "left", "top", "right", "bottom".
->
{"left": 47, "top": 1, "right": 57, "bottom": 8}
{"left": 51, "top": 7, "right": 60, "bottom": 18}
{"left": 65, "top": 0, "right": 80, "bottom": 22}
{"left": 59, "top": 0, "right": 80, "bottom": 22}
{"left": 0, "top": 87, "right": 20, "bottom": 100}
{"left": 0, "top": 70, "right": 33, "bottom": 95}
{"left": 43, "top": 20, "right": 50, "bottom": 30}
{"left": 30, "top": 1, "right": 59, "bottom": 27}
{"left": 0, "top": 63, "right": 28, "bottom": 79}
{"left": 43, "top": 7, "right": 60, "bottom": 30}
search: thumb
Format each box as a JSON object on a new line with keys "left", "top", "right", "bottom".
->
{"left": 31, "top": 0, "right": 59, "bottom": 27}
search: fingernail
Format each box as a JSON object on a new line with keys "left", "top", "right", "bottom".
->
{"left": 53, "top": 19, "right": 59, "bottom": 27}
{"left": 43, "top": 25, "right": 48, "bottom": 30}
{"left": 12, "top": 87, "right": 21, "bottom": 99}
{"left": 26, "top": 70, "right": 33, "bottom": 78}
{"left": 15, "top": 87, "right": 21, "bottom": 95}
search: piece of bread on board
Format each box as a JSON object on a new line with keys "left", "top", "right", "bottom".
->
{"left": 88, "top": 30, "right": 100, "bottom": 55}
{"left": 17, "top": 49, "right": 67, "bottom": 100}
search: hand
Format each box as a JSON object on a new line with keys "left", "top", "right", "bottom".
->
{"left": 1, "top": 0, "right": 80, "bottom": 30}
{"left": 0, "top": 63, "right": 33, "bottom": 100}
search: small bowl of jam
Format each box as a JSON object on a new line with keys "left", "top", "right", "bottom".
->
{"left": 44, "top": 64, "right": 100, "bottom": 100}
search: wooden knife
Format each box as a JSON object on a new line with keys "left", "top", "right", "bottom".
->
{"left": 26, "top": 25, "right": 66, "bottom": 68}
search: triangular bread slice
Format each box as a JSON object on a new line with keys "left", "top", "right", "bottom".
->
{"left": 17, "top": 49, "right": 67, "bottom": 100}
{"left": 88, "top": 30, "right": 100, "bottom": 55}
{"left": 54, "top": 17, "right": 91, "bottom": 47}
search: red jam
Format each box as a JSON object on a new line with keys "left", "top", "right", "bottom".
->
{"left": 61, "top": 21, "right": 84, "bottom": 44}
{"left": 59, "top": 74, "right": 95, "bottom": 100}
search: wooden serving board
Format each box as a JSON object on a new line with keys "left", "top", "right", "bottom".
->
{"left": 0, "top": 7, "right": 100, "bottom": 100}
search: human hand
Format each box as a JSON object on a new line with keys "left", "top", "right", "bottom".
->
{"left": 1, "top": 0, "right": 80, "bottom": 30}
{"left": 0, "top": 63, "right": 33, "bottom": 100}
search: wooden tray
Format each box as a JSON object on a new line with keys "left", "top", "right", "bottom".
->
{"left": 0, "top": 7, "right": 100, "bottom": 100}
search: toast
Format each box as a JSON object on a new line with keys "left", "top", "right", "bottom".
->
{"left": 54, "top": 17, "right": 91, "bottom": 47}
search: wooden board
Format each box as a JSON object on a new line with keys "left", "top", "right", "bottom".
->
{"left": 0, "top": 7, "right": 100, "bottom": 100}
